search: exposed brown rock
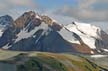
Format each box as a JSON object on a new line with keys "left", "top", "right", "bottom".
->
{"left": 4, "top": 11, "right": 99, "bottom": 54}
{"left": 14, "top": 11, "right": 36, "bottom": 28}
{"left": 41, "top": 15, "right": 53, "bottom": 25}
{"left": 72, "top": 39, "right": 96, "bottom": 54}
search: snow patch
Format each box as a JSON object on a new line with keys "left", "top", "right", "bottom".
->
{"left": 2, "top": 44, "right": 11, "bottom": 49}
{"left": 97, "top": 50, "right": 101, "bottom": 53}
{"left": 15, "top": 22, "right": 48, "bottom": 43}
{"left": 0, "top": 29, "right": 3, "bottom": 37}
{"left": 91, "top": 51, "right": 94, "bottom": 54}
{"left": 59, "top": 27, "right": 80, "bottom": 44}
{"left": 74, "top": 22, "right": 101, "bottom": 38}
{"left": 102, "top": 49, "right": 108, "bottom": 52}
{"left": 65, "top": 23, "right": 97, "bottom": 49}
{"left": 35, "top": 14, "right": 42, "bottom": 20}
{"left": 91, "top": 55, "right": 108, "bottom": 58}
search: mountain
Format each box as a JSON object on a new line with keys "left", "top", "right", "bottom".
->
{"left": 0, "top": 11, "right": 108, "bottom": 54}
{"left": 0, "top": 50, "right": 107, "bottom": 71}
{"left": 0, "top": 15, "right": 13, "bottom": 27}
{"left": 0, "top": 11, "right": 77, "bottom": 53}
{"left": 64, "top": 22, "right": 108, "bottom": 54}
{"left": 0, "top": 15, "right": 14, "bottom": 37}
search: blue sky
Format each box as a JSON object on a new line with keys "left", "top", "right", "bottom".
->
{"left": 0, "top": 0, "right": 108, "bottom": 31}
{"left": 0, "top": 0, "right": 107, "bottom": 22}
{"left": 35, "top": 0, "right": 77, "bottom": 9}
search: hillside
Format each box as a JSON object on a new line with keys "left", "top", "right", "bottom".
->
{"left": 0, "top": 50, "right": 107, "bottom": 71}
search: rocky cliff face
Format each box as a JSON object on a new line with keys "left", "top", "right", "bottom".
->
{"left": 0, "top": 11, "right": 108, "bottom": 54}
{"left": 0, "top": 11, "right": 76, "bottom": 53}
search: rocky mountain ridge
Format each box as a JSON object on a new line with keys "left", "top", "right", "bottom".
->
{"left": 0, "top": 11, "right": 108, "bottom": 54}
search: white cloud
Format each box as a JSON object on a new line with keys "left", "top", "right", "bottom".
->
{"left": 44, "top": 10, "right": 78, "bottom": 25}
{"left": 9, "top": 0, "right": 33, "bottom": 6}
{"left": 79, "top": 0, "right": 97, "bottom": 9}
{"left": 0, "top": 0, "right": 36, "bottom": 16}
{"left": 54, "top": 0, "right": 108, "bottom": 22}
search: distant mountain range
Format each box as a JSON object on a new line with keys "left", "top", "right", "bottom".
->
{"left": 0, "top": 11, "right": 108, "bottom": 55}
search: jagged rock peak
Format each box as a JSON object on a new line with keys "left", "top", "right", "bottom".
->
{"left": 14, "top": 11, "right": 60, "bottom": 29}
{"left": 0, "top": 15, "right": 14, "bottom": 27}
{"left": 0, "top": 15, "right": 13, "bottom": 20}
{"left": 41, "top": 15, "right": 54, "bottom": 25}
{"left": 0, "top": 15, "right": 13, "bottom": 24}
{"left": 14, "top": 11, "right": 38, "bottom": 28}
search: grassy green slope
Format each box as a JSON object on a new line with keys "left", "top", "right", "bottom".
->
{"left": 0, "top": 50, "right": 107, "bottom": 71}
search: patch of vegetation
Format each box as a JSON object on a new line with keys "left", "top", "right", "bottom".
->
{"left": 68, "top": 57, "right": 105, "bottom": 71}
{"left": 17, "top": 56, "right": 67, "bottom": 71}
{"left": 0, "top": 50, "right": 107, "bottom": 71}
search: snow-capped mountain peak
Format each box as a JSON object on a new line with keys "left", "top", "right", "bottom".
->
{"left": 0, "top": 15, "right": 14, "bottom": 37}
{"left": 0, "top": 11, "right": 108, "bottom": 55}
{"left": 66, "top": 22, "right": 101, "bottom": 39}
{"left": 64, "top": 21, "right": 103, "bottom": 49}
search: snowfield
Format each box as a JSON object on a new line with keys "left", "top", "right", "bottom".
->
{"left": 65, "top": 22, "right": 102, "bottom": 49}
